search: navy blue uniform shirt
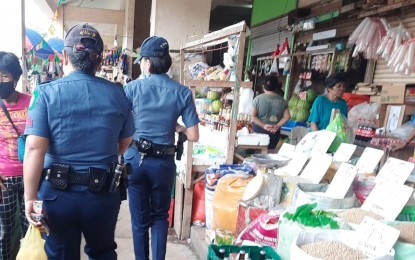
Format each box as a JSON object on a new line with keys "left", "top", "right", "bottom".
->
{"left": 124, "top": 74, "right": 199, "bottom": 145}
{"left": 25, "top": 70, "right": 135, "bottom": 172}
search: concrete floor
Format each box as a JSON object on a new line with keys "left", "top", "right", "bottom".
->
{"left": 81, "top": 201, "right": 199, "bottom": 260}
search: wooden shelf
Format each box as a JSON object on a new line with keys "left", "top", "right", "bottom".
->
{"left": 185, "top": 80, "right": 253, "bottom": 88}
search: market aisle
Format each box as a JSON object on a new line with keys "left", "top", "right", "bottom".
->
{"left": 81, "top": 201, "right": 199, "bottom": 260}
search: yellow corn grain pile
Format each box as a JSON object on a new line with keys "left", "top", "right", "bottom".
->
{"left": 300, "top": 240, "right": 366, "bottom": 260}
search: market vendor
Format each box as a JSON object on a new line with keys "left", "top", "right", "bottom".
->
{"left": 251, "top": 75, "right": 290, "bottom": 149}
{"left": 308, "top": 72, "right": 348, "bottom": 131}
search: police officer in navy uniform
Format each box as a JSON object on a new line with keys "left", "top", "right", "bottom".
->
{"left": 124, "top": 36, "right": 199, "bottom": 260}
{"left": 23, "top": 23, "right": 134, "bottom": 260}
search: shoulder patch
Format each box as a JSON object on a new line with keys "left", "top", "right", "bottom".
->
{"left": 28, "top": 89, "right": 39, "bottom": 111}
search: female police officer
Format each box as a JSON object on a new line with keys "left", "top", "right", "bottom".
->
{"left": 124, "top": 36, "right": 199, "bottom": 260}
{"left": 23, "top": 24, "right": 134, "bottom": 259}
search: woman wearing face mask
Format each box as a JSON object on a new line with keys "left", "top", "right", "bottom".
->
{"left": 308, "top": 72, "right": 348, "bottom": 131}
{"left": 0, "top": 51, "right": 30, "bottom": 259}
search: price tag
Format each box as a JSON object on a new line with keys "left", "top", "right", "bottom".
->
{"left": 277, "top": 143, "right": 295, "bottom": 158}
{"left": 333, "top": 143, "right": 356, "bottom": 162}
{"left": 275, "top": 152, "right": 308, "bottom": 176}
{"left": 355, "top": 216, "right": 400, "bottom": 257}
{"left": 300, "top": 154, "right": 333, "bottom": 184}
{"left": 310, "top": 130, "right": 336, "bottom": 157}
{"left": 362, "top": 183, "right": 414, "bottom": 220}
{"left": 355, "top": 147, "right": 384, "bottom": 174}
{"left": 375, "top": 157, "right": 414, "bottom": 185}
{"left": 325, "top": 163, "right": 358, "bottom": 199}
{"left": 294, "top": 130, "right": 335, "bottom": 158}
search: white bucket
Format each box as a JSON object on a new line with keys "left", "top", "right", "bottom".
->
{"left": 205, "top": 188, "right": 215, "bottom": 229}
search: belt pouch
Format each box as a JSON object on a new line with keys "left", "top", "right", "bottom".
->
{"left": 88, "top": 167, "right": 108, "bottom": 192}
{"left": 49, "top": 163, "right": 70, "bottom": 190}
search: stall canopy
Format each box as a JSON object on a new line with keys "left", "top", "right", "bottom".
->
{"left": 26, "top": 28, "right": 55, "bottom": 59}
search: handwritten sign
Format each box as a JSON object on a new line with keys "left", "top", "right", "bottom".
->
{"left": 300, "top": 154, "right": 333, "bottom": 184}
{"left": 355, "top": 216, "right": 399, "bottom": 257}
{"left": 310, "top": 130, "right": 336, "bottom": 157}
{"left": 275, "top": 152, "right": 308, "bottom": 176}
{"left": 355, "top": 147, "right": 384, "bottom": 174}
{"left": 325, "top": 163, "right": 358, "bottom": 199}
{"left": 375, "top": 157, "right": 414, "bottom": 185}
{"left": 333, "top": 143, "right": 357, "bottom": 162}
{"left": 294, "top": 130, "right": 336, "bottom": 158}
{"left": 362, "top": 183, "right": 414, "bottom": 220}
{"left": 277, "top": 143, "right": 295, "bottom": 158}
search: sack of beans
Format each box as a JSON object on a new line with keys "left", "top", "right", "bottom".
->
{"left": 292, "top": 183, "right": 360, "bottom": 210}
{"left": 277, "top": 203, "right": 349, "bottom": 260}
{"left": 291, "top": 230, "right": 395, "bottom": 260}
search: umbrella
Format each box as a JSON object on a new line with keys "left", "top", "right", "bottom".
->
{"left": 47, "top": 37, "right": 64, "bottom": 54}
{"left": 26, "top": 28, "right": 55, "bottom": 59}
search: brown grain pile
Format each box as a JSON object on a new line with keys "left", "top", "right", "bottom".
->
{"left": 300, "top": 240, "right": 366, "bottom": 260}
{"left": 337, "top": 208, "right": 383, "bottom": 224}
{"left": 395, "top": 222, "right": 415, "bottom": 244}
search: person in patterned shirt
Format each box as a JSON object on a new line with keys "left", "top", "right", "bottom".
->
{"left": 0, "top": 51, "right": 31, "bottom": 260}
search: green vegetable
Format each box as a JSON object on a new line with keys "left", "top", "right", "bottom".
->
{"left": 283, "top": 203, "right": 340, "bottom": 229}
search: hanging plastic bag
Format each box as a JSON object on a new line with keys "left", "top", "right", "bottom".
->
{"left": 16, "top": 224, "right": 47, "bottom": 260}
{"left": 279, "top": 38, "right": 290, "bottom": 69}
{"left": 268, "top": 56, "right": 279, "bottom": 75}
{"left": 326, "top": 113, "right": 354, "bottom": 153}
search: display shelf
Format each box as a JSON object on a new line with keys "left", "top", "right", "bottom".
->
{"left": 175, "top": 21, "right": 252, "bottom": 240}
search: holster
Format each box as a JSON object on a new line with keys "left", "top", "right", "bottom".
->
{"left": 48, "top": 163, "right": 70, "bottom": 190}
{"left": 88, "top": 167, "right": 109, "bottom": 192}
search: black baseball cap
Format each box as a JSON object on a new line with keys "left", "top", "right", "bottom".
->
{"left": 133, "top": 36, "right": 169, "bottom": 64}
{"left": 64, "top": 23, "right": 104, "bottom": 53}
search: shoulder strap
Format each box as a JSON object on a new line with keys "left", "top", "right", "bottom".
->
{"left": 0, "top": 99, "right": 20, "bottom": 136}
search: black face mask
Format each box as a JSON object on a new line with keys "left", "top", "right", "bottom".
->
{"left": 0, "top": 82, "right": 15, "bottom": 99}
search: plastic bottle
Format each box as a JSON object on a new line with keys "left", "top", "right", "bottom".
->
{"left": 259, "top": 250, "right": 266, "bottom": 260}
{"left": 218, "top": 248, "right": 225, "bottom": 259}
{"left": 238, "top": 250, "right": 246, "bottom": 260}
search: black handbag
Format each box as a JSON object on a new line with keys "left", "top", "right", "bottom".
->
{"left": 0, "top": 99, "right": 26, "bottom": 162}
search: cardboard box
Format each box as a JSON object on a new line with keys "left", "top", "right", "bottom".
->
{"left": 380, "top": 84, "right": 406, "bottom": 104}
{"left": 370, "top": 95, "right": 381, "bottom": 104}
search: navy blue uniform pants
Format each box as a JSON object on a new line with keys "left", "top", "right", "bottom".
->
{"left": 38, "top": 181, "right": 121, "bottom": 260}
{"left": 124, "top": 147, "right": 176, "bottom": 260}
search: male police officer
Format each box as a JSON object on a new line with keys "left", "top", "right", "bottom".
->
{"left": 124, "top": 36, "right": 199, "bottom": 260}
{"left": 23, "top": 23, "right": 134, "bottom": 260}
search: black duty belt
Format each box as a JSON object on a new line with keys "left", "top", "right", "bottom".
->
{"left": 43, "top": 166, "right": 114, "bottom": 185}
{"left": 131, "top": 139, "right": 176, "bottom": 157}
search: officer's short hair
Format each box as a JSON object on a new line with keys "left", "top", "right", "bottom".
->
{"left": 0, "top": 51, "right": 22, "bottom": 81}
{"left": 147, "top": 55, "right": 172, "bottom": 74}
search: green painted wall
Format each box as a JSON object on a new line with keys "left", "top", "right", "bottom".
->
{"left": 251, "top": 0, "right": 297, "bottom": 26}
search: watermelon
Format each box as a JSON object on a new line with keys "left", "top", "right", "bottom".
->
{"left": 289, "top": 108, "right": 298, "bottom": 121}
{"left": 207, "top": 91, "right": 220, "bottom": 100}
{"left": 296, "top": 99, "right": 311, "bottom": 111}
{"left": 306, "top": 89, "right": 316, "bottom": 103}
{"left": 296, "top": 109, "right": 309, "bottom": 122}
{"left": 288, "top": 96, "right": 300, "bottom": 110}
{"left": 211, "top": 100, "right": 222, "bottom": 113}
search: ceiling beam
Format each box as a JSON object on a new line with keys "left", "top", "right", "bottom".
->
{"left": 63, "top": 6, "right": 125, "bottom": 25}
{"left": 32, "top": 0, "right": 56, "bottom": 18}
